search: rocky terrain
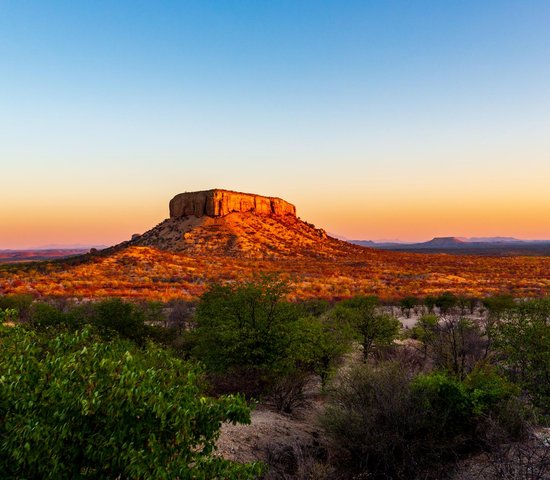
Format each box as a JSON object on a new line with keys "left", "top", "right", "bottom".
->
{"left": 169, "top": 189, "right": 296, "bottom": 218}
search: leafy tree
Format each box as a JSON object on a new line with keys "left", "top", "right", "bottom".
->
{"left": 400, "top": 296, "right": 418, "bottom": 318}
{"left": 296, "top": 298, "right": 332, "bottom": 317}
{"left": 482, "top": 294, "right": 516, "bottom": 319}
{"left": 410, "top": 313, "right": 439, "bottom": 358}
{"left": 0, "top": 294, "right": 33, "bottom": 320}
{"left": 457, "top": 295, "right": 478, "bottom": 315}
{"left": 193, "top": 278, "right": 355, "bottom": 409}
{"left": 28, "top": 302, "right": 70, "bottom": 328}
{"left": 425, "top": 295, "right": 437, "bottom": 313}
{"left": 491, "top": 298, "right": 550, "bottom": 412}
{"left": 414, "top": 315, "right": 487, "bottom": 379}
{"left": 71, "top": 298, "right": 155, "bottom": 345}
{"left": 434, "top": 292, "right": 458, "bottom": 315}
{"left": 193, "top": 276, "right": 298, "bottom": 374}
{"left": 339, "top": 297, "right": 400, "bottom": 360}
{"left": 291, "top": 310, "right": 354, "bottom": 388}
{"left": 0, "top": 325, "right": 262, "bottom": 479}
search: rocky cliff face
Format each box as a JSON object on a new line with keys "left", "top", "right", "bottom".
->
{"left": 169, "top": 189, "right": 296, "bottom": 218}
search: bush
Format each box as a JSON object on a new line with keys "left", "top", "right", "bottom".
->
{"left": 193, "top": 278, "right": 354, "bottom": 409}
{"left": 27, "top": 298, "right": 160, "bottom": 346}
{"left": 434, "top": 291, "right": 458, "bottom": 315}
{"left": 0, "top": 294, "right": 33, "bottom": 320}
{"left": 482, "top": 294, "right": 516, "bottom": 319}
{"left": 0, "top": 325, "right": 262, "bottom": 479}
{"left": 289, "top": 313, "right": 354, "bottom": 388}
{"left": 0, "top": 308, "right": 18, "bottom": 323}
{"left": 338, "top": 297, "right": 400, "bottom": 360}
{"left": 192, "top": 277, "right": 299, "bottom": 375}
{"left": 322, "top": 363, "right": 425, "bottom": 479}
{"left": 411, "top": 314, "right": 488, "bottom": 379}
{"left": 321, "top": 363, "right": 521, "bottom": 479}
{"left": 29, "top": 302, "right": 70, "bottom": 328}
{"left": 491, "top": 298, "right": 550, "bottom": 413}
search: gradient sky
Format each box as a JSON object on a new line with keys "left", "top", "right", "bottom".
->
{"left": 1, "top": 1, "right": 549, "bottom": 248}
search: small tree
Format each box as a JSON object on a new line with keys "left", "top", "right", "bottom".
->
{"left": 322, "top": 363, "right": 520, "bottom": 479}
{"left": 0, "top": 294, "right": 33, "bottom": 321}
{"left": 425, "top": 295, "right": 437, "bottom": 313}
{"left": 291, "top": 310, "right": 354, "bottom": 388}
{"left": 339, "top": 297, "right": 400, "bottom": 360}
{"left": 410, "top": 313, "right": 439, "bottom": 358}
{"left": 483, "top": 294, "right": 516, "bottom": 320}
{"left": 491, "top": 298, "right": 550, "bottom": 412}
{"left": 193, "top": 276, "right": 297, "bottom": 374}
{"left": 415, "top": 315, "right": 487, "bottom": 380}
{"left": 400, "top": 296, "right": 418, "bottom": 318}
{"left": 435, "top": 292, "right": 458, "bottom": 315}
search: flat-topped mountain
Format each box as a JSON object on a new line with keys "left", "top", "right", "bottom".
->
{"left": 169, "top": 189, "right": 296, "bottom": 218}
{"left": 418, "top": 237, "right": 466, "bottom": 248}
{"left": 128, "top": 189, "right": 357, "bottom": 259}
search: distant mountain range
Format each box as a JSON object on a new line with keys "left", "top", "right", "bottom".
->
{"left": 350, "top": 237, "right": 550, "bottom": 256}
{"left": 0, "top": 248, "right": 100, "bottom": 264}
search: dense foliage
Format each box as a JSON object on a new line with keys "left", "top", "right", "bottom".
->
{"left": 0, "top": 325, "right": 262, "bottom": 479}
{"left": 491, "top": 298, "right": 550, "bottom": 412}
{"left": 322, "top": 363, "right": 522, "bottom": 479}
{"left": 192, "top": 277, "right": 355, "bottom": 407}
{"left": 1, "top": 286, "right": 549, "bottom": 479}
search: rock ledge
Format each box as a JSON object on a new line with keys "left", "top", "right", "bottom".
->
{"left": 169, "top": 189, "right": 296, "bottom": 218}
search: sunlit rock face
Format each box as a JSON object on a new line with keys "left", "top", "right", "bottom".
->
{"left": 169, "top": 189, "right": 296, "bottom": 218}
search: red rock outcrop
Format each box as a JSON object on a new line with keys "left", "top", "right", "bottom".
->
{"left": 169, "top": 189, "right": 296, "bottom": 218}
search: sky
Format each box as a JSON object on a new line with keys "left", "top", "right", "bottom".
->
{"left": 1, "top": 0, "right": 549, "bottom": 248}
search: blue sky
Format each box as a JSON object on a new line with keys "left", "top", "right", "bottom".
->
{"left": 1, "top": 1, "right": 549, "bottom": 247}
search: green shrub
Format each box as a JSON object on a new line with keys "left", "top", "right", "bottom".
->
{"left": 193, "top": 278, "right": 353, "bottom": 408}
{"left": 0, "top": 294, "right": 33, "bottom": 320}
{"left": 0, "top": 308, "right": 18, "bottom": 323}
{"left": 192, "top": 277, "right": 298, "bottom": 374}
{"left": 29, "top": 302, "right": 70, "bottom": 328}
{"left": 322, "top": 364, "right": 521, "bottom": 479}
{"left": 482, "top": 294, "right": 516, "bottom": 318}
{"left": 27, "top": 298, "right": 159, "bottom": 346}
{"left": 0, "top": 325, "right": 262, "bottom": 479}
{"left": 491, "top": 298, "right": 550, "bottom": 413}
{"left": 338, "top": 297, "right": 400, "bottom": 360}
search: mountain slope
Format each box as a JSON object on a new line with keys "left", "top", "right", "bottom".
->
{"left": 125, "top": 189, "right": 362, "bottom": 259}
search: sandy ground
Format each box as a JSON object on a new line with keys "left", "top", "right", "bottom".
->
{"left": 216, "top": 400, "right": 331, "bottom": 479}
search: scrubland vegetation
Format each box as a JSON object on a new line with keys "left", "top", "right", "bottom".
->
{"left": 1, "top": 245, "right": 550, "bottom": 301}
{"left": 0, "top": 283, "right": 549, "bottom": 479}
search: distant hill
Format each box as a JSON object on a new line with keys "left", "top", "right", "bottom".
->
{"left": 350, "top": 236, "right": 550, "bottom": 256}
{"left": 0, "top": 249, "right": 93, "bottom": 264}
{"left": 416, "top": 237, "right": 467, "bottom": 248}
{"left": 468, "top": 237, "right": 524, "bottom": 244}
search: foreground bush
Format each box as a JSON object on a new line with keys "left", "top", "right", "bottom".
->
{"left": 0, "top": 325, "right": 262, "bottom": 479}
